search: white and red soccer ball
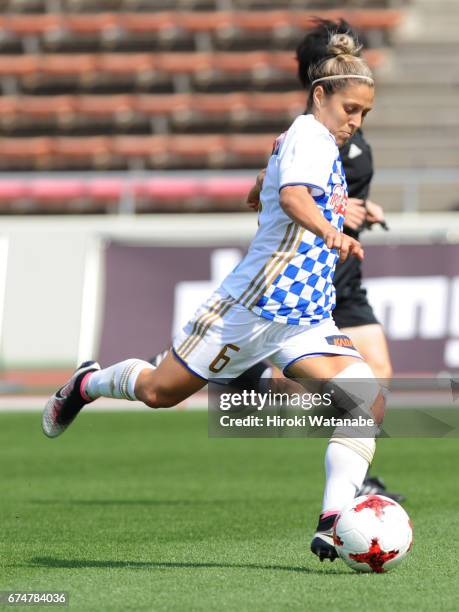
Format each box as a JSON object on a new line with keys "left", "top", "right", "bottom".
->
{"left": 333, "top": 494, "right": 413, "bottom": 573}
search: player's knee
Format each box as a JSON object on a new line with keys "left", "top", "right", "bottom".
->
{"left": 140, "top": 384, "right": 180, "bottom": 409}
{"left": 326, "top": 361, "right": 384, "bottom": 423}
{"left": 139, "top": 387, "right": 160, "bottom": 409}
{"left": 369, "top": 358, "right": 392, "bottom": 382}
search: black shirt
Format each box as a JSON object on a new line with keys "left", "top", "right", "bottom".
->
{"left": 334, "top": 128, "right": 373, "bottom": 295}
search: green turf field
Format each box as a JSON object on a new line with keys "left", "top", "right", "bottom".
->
{"left": 1, "top": 411, "right": 458, "bottom": 611}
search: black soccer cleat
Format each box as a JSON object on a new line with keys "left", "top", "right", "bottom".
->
{"left": 357, "top": 475, "right": 406, "bottom": 503}
{"left": 310, "top": 513, "right": 339, "bottom": 562}
{"left": 42, "top": 360, "right": 100, "bottom": 438}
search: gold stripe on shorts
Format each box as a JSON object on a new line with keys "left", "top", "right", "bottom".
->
{"left": 180, "top": 297, "right": 236, "bottom": 360}
{"left": 176, "top": 294, "right": 226, "bottom": 356}
{"left": 177, "top": 295, "right": 236, "bottom": 360}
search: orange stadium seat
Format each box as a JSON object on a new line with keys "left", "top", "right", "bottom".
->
{"left": 134, "top": 93, "right": 191, "bottom": 116}
{"left": 0, "top": 10, "right": 403, "bottom": 50}
{"left": 112, "top": 135, "right": 169, "bottom": 157}
{"left": 0, "top": 137, "right": 53, "bottom": 169}
{"left": 112, "top": 135, "right": 170, "bottom": 168}
{"left": 41, "top": 54, "right": 96, "bottom": 78}
{"left": 168, "top": 134, "right": 227, "bottom": 168}
{"left": 0, "top": 14, "right": 62, "bottom": 37}
{"left": 250, "top": 91, "right": 304, "bottom": 115}
{"left": 0, "top": 54, "right": 40, "bottom": 78}
{"left": 0, "top": 49, "right": 383, "bottom": 92}
{"left": 52, "top": 136, "right": 112, "bottom": 168}
{"left": 76, "top": 94, "right": 135, "bottom": 120}
{"left": 0, "top": 92, "right": 308, "bottom": 135}
{"left": 0, "top": 95, "right": 76, "bottom": 130}
{"left": 63, "top": 13, "right": 121, "bottom": 36}
{"left": 120, "top": 12, "right": 185, "bottom": 41}
{"left": 0, "top": 97, "right": 18, "bottom": 126}
{"left": 227, "top": 134, "right": 276, "bottom": 165}
{"left": 19, "top": 95, "right": 74, "bottom": 119}
{"left": 95, "top": 53, "right": 157, "bottom": 87}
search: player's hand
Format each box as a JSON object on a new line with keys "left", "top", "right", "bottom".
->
{"left": 365, "top": 199, "right": 385, "bottom": 225}
{"left": 343, "top": 198, "right": 366, "bottom": 230}
{"left": 246, "top": 169, "right": 266, "bottom": 212}
{"left": 323, "top": 228, "right": 364, "bottom": 262}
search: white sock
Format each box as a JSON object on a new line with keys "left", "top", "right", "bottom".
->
{"left": 321, "top": 441, "right": 369, "bottom": 514}
{"left": 83, "top": 359, "right": 154, "bottom": 401}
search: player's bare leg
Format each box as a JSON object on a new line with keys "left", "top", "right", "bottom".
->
{"left": 341, "top": 324, "right": 392, "bottom": 381}
{"left": 134, "top": 351, "right": 206, "bottom": 408}
{"left": 43, "top": 351, "right": 206, "bottom": 438}
{"left": 285, "top": 354, "right": 385, "bottom": 561}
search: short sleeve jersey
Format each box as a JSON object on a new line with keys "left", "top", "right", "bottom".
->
{"left": 221, "top": 114, "right": 348, "bottom": 326}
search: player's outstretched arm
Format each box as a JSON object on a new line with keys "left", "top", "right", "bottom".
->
{"left": 280, "top": 185, "right": 364, "bottom": 262}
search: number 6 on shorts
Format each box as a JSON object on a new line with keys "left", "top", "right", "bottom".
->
{"left": 209, "top": 344, "right": 240, "bottom": 373}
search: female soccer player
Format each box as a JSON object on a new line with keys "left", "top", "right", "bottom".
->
{"left": 235, "top": 20, "right": 399, "bottom": 503}
{"left": 43, "top": 33, "right": 383, "bottom": 562}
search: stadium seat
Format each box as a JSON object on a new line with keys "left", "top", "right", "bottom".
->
{"left": 76, "top": 94, "right": 135, "bottom": 127}
{"left": 0, "top": 136, "right": 52, "bottom": 169}
{"left": 0, "top": 14, "right": 61, "bottom": 37}
{"left": 168, "top": 134, "right": 227, "bottom": 168}
{"left": 95, "top": 53, "right": 157, "bottom": 88}
{"left": 0, "top": 49, "right": 383, "bottom": 94}
{"left": 0, "top": 97, "right": 18, "bottom": 126}
{"left": 41, "top": 54, "right": 96, "bottom": 78}
{"left": 0, "top": 10, "right": 404, "bottom": 38}
{"left": 52, "top": 136, "right": 112, "bottom": 168}
{"left": 0, "top": 54, "right": 39, "bottom": 78}
{"left": 227, "top": 134, "right": 275, "bottom": 165}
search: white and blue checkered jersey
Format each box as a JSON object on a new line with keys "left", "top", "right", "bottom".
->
{"left": 221, "top": 114, "right": 348, "bottom": 326}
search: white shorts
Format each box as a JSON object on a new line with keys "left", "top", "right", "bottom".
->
{"left": 173, "top": 287, "right": 362, "bottom": 381}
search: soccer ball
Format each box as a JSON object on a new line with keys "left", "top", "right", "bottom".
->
{"left": 333, "top": 494, "right": 413, "bottom": 573}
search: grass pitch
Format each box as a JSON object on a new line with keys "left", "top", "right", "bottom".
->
{"left": 0, "top": 410, "right": 458, "bottom": 611}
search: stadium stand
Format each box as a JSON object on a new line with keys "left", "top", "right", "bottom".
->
{"left": 0, "top": 174, "right": 256, "bottom": 213}
{"left": 2, "top": 1, "right": 455, "bottom": 213}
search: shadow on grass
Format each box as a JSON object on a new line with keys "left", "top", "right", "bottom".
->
{"left": 29, "top": 557, "right": 349, "bottom": 575}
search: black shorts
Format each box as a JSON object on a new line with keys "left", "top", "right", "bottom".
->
{"left": 333, "top": 283, "right": 380, "bottom": 329}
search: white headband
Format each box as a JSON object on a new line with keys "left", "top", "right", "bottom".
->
{"left": 312, "top": 75, "right": 374, "bottom": 86}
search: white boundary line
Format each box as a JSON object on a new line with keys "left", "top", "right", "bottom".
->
{"left": 0, "top": 393, "right": 207, "bottom": 412}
